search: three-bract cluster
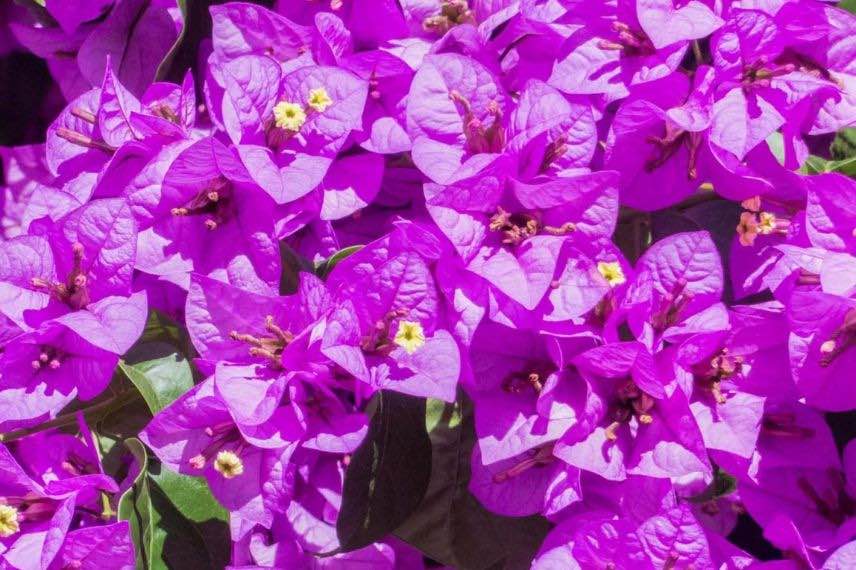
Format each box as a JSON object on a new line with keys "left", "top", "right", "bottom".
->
{"left": 1, "top": 0, "right": 855, "bottom": 568}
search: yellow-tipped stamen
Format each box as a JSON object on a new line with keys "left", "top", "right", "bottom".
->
{"left": 213, "top": 451, "right": 244, "bottom": 479}
{"left": 757, "top": 211, "right": 777, "bottom": 234}
{"left": 307, "top": 88, "right": 333, "bottom": 112}
{"left": 273, "top": 101, "right": 307, "bottom": 131}
{"left": 394, "top": 320, "right": 426, "bottom": 354}
{"left": 597, "top": 261, "right": 626, "bottom": 286}
{"left": 0, "top": 505, "right": 20, "bottom": 538}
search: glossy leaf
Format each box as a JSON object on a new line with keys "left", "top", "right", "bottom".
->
{"left": 337, "top": 390, "right": 433, "bottom": 552}
{"left": 395, "top": 394, "right": 552, "bottom": 569}
{"left": 120, "top": 342, "right": 194, "bottom": 414}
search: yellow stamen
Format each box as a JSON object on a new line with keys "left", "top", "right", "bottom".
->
{"left": 273, "top": 101, "right": 306, "bottom": 131}
{"left": 597, "top": 261, "right": 626, "bottom": 286}
{"left": 307, "top": 88, "right": 333, "bottom": 112}
{"left": 213, "top": 451, "right": 244, "bottom": 479}
{"left": 0, "top": 505, "right": 20, "bottom": 537}
{"left": 757, "top": 211, "right": 777, "bottom": 234}
{"left": 394, "top": 320, "right": 426, "bottom": 354}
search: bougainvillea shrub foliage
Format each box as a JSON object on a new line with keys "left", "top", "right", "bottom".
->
{"left": 1, "top": 0, "right": 855, "bottom": 568}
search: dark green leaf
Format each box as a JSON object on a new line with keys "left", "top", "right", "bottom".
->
{"left": 801, "top": 155, "right": 829, "bottom": 174}
{"left": 11, "top": 0, "right": 53, "bottom": 23}
{"left": 337, "top": 391, "right": 433, "bottom": 552}
{"left": 832, "top": 127, "right": 856, "bottom": 160}
{"left": 688, "top": 469, "right": 737, "bottom": 503}
{"left": 155, "top": 0, "right": 189, "bottom": 81}
{"left": 395, "top": 394, "right": 552, "bottom": 570}
{"left": 116, "top": 439, "right": 230, "bottom": 569}
{"left": 824, "top": 156, "right": 856, "bottom": 177}
{"left": 315, "top": 245, "right": 364, "bottom": 279}
{"left": 96, "top": 401, "right": 153, "bottom": 477}
{"left": 117, "top": 438, "right": 161, "bottom": 570}
{"left": 280, "top": 242, "right": 315, "bottom": 294}
{"left": 148, "top": 462, "right": 228, "bottom": 524}
{"left": 139, "top": 309, "right": 194, "bottom": 356}
{"left": 841, "top": 0, "right": 856, "bottom": 14}
{"left": 147, "top": 479, "right": 230, "bottom": 570}
{"left": 120, "top": 342, "right": 194, "bottom": 414}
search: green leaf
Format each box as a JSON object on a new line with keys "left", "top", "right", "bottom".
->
{"left": 336, "top": 391, "right": 433, "bottom": 553}
{"left": 118, "top": 438, "right": 160, "bottom": 570}
{"left": 688, "top": 469, "right": 737, "bottom": 504}
{"left": 148, "top": 463, "right": 228, "bottom": 524}
{"left": 96, "top": 401, "right": 153, "bottom": 477}
{"left": 280, "top": 242, "right": 315, "bottom": 294}
{"left": 155, "top": 0, "right": 192, "bottom": 83}
{"left": 139, "top": 310, "right": 194, "bottom": 355}
{"left": 116, "top": 439, "right": 230, "bottom": 569}
{"left": 831, "top": 127, "right": 856, "bottom": 161}
{"left": 801, "top": 155, "right": 829, "bottom": 174}
{"left": 146, "top": 479, "right": 230, "bottom": 570}
{"left": 315, "top": 245, "right": 364, "bottom": 279}
{"left": 825, "top": 156, "right": 856, "bottom": 177}
{"left": 395, "top": 394, "right": 552, "bottom": 570}
{"left": 120, "top": 343, "right": 194, "bottom": 414}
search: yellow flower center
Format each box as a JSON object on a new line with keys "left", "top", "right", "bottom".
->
{"left": 597, "top": 261, "right": 626, "bottom": 286}
{"left": 273, "top": 101, "right": 307, "bottom": 131}
{"left": 0, "top": 505, "right": 20, "bottom": 538}
{"left": 213, "top": 451, "right": 244, "bottom": 479}
{"left": 758, "top": 211, "right": 776, "bottom": 234}
{"left": 307, "top": 88, "right": 333, "bottom": 112}
{"left": 394, "top": 321, "right": 426, "bottom": 354}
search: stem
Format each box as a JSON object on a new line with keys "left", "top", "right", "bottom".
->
{"left": 0, "top": 390, "right": 141, "bottom": 443}
{"left": 692, "top": 40, "right": 703, "bottom": 66}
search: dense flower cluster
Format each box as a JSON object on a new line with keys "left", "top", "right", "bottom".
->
{"left": 1, "top": 0, "right": 855, "bottom": 568}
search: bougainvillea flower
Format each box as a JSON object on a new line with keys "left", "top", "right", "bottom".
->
{"left": 805, "top": 173, "right": 856, "bottom": 254}
{"left": 230, "top": 451, "right": 399, "bottom": 568}
{"left": 186, "top": 272, "right": 330, "bottom": 367}
{"left": 210, "top": 55, "right": 368, "bottom": 204}
{"left": 321, "top": 229, "right": 460, "bottom": 403}
{"left": 135, "top": 136, "right": 280, "bottom": 293}
{"left": 787, "top": 291, "right": 856, "bottom": 412}
{"left": 425, "top": 156, "right": 618, "bottom": 312}
{"left": 605, "top": 70, "right": 775, "bottom": 210}
{"left": 0, "top": 442, "right": 120, "bottom": 569}
{"left": 0, "top": 323, "right": 119, "bottom": 432}
{"left": 740, "top": 437, "right": 856, "bottom": 552}
{"left": 0, "top": 197, "right": 145, "bottom": 349}
{"left": 556, "top": 341, "right": 711, "bottom": 482}
{"left": 7, "top": 5, "right": 97, "bottom": 100}
{"left": 469, "top": 443, "right": 581, "bottom": 518}
{"left": 45, "top": 88, "right": 114, "bottom": 179}
{"left": 623, "top": 230, "right": 726, "bottom": 351}
{"left": 140, "top": 377, "right": 298, "bottom": 535}
{"left": 532, "top": 475, "right": 721, "bottom": 568}
{"left": 0, "top": 145, "right": 89, "bottom": 239}
{"left": 547, "top": 0, "right": 722, "bottom": 101}
{"left": 184, "top": 272, "right": 369, "bottom": 453}
{"left": 53, "top": 522, "right": 135, "bottom": 570}
{"left": 709, "top": 6, "right": 848, "bottom": 161}
{"left": 344, "top": 49, "right": 415, "bottom": 155}
{"left": 209, "top": 3, "right": 312, "bottom": 64}
{"left": 407, "top": 55, "right": 596, "bottom": 183}
{"left": 467, "top": 321, "right": 590, "bottom": 464}
{"left": 75, "top": 0, "right": 178, "bottom": 97}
